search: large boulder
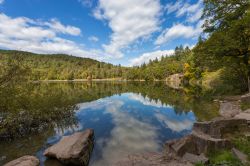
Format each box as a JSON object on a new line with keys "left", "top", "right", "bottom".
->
{"left": 193, "top": 118, "right": 248, "bottom": 138}
{"left": 166, "top": 73, "right": 184, "bottom": 89}
{"left": 219, "top": 101, "right": 241, "bottom": 118}
{"left": 234, "top": 112, "right": 250, "bottom": 121}
{"left": 164, "top": 118, "right": 246, "bottom": 157}
{"left": 165, "top": 136, "right": 194, "bottom": 157}
{"left": 4, "top": 156, "right": 39, "bottom": 166}
{"left": 191, "top": 131, "right": 231, "bottom": 154}
{"left": 241, "top": 93, "right": 250, "bottom": 103}
{"left": 165, "top": 131, "right": 231, "bottom": 157}
{"left": 44, "top": 129, "right": 94, "bottom": 166}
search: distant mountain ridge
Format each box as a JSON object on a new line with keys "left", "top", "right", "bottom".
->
{"left": 0, "top": 49, "right": 127, "bottom": 80}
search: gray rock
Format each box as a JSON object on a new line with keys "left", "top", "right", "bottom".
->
{"left": 166, "top": 73, "right": 184, "bottom": 89}
{"left": 241, "top": 93, "right": 250, "bottom": 103}
{"left": 0, "top": 156, "right": 6, "bottom": 161}
{"left": 193, "top": 118, "right": 248, "bottom": 138}
{"left": 164, "top": 116, "right": 249, "bottom": 165}
{"left": 232, "top": 148, "right": 248, "bottom": 165}
{"left": 165, "top": 119, "right": 240, "bottom": 157}
{"left": 191, "top": 131, "right": 231, "bottom": 154}
{"left": 165, "top": 136, "right": 195, "bottom": 156}
{"left": 219, "top": 101, "right": 240, "bottom": 118}
{"left": 3, "top": 156, "right": 39, "bottom": 166}
{"left": 234, "top": 112, "right": 250, "bottom": 121}
{"left": 44, "top": 129, "right": 94, "bottom": 166}
{"left": 182, "top": 153, "right": 209, "bottom": 164}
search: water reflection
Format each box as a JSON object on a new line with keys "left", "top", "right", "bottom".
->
{"left": 73, "top": 93, "right": 195, "bottom": 166}
{"left": 128, "top": 93, "right": 171, "bottom": 108}
{"left": 0, "top": 82, "right": 219, "bottom": 165}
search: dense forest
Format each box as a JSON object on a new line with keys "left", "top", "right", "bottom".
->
{"left": 0, "top": 50, "right": 128, "bottom": 80}
{"left": 128, "top": 0, "right": 250, "bottom": 94}
{"left": 0, "top": 0, "right": 249, "bottom": 94}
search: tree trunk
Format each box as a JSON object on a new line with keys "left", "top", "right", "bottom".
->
{"left": 243, "top": 53, "right": 250, "bottom": 93}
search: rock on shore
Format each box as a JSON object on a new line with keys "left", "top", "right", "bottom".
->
{"left": 165, "top": 117, "right": 249, "bottom": 157}
{"left": 3, "top": 156, "right": 39, "bottom": 166}
{"left": 241, "top": 93, "right": 250, "bottom": 103}
{"left": 44, "top": 129, "right": 94, "bottom": 166}
{"left": 219, "top": 101, "right": 241, "bottom": 118}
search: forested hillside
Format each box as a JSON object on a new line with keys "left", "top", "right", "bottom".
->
{"left": 128, "top": 0, "right": 250, "bottom": 94}
{"left": 0, "top": 1, "right": 249, "bottom": 95}
{"left": 0, "top": 50, "right": 128, "bottom": 80}
{"left": 126, "top": 46, "right": 191, "bottom": 81}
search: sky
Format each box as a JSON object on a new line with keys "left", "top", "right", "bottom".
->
{"left": 0, "top": 0, "right": 204, "bottom": 66}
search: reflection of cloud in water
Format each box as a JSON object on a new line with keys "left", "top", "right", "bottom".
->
{"left": 74, "top": 94, "right": 195, "bottom": 165}
{"left": 127, "top": 93, "right": 194, "bottom": 132}
{"left": 127, "top": 93, "right": 171, "bottom": 108}
{"left": 154, "top": 113, "right": 194, "bottom": 132}
{"left": 93, "top": 99, "right": 160, "bottom": 166}
{"left": 76, "top": 99, "right": 113, "bottom": 111}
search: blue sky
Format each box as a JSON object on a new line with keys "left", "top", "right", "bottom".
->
{"left": 0, "top": 0, "right": 203, "bottom": 66}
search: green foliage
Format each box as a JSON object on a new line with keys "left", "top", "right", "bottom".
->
{"left": 232, "top": 136, "right": 250, "bottom": 160}
{"left": 183, "top": 0, "right": 250, "bottom": 94}
{"left": 203, "top": 0, "right": 249, "bottom": 33}
{"left": 193, "top": 0, "right": 250, "bottom": 93}
{"left": 0, "top": 50, "right": 128, "bottom": 80}
{"left": 207, "top": 150, "right": 244, "bottom": 166}
{"left": 241, "top": 102, "right": 250, "bottom": 111}
{"left": 0, "top": 52, "right": 30, "bottom": 86}
{"left": 195, "top": 163, "right": 205, "bottom": 166}
{"left": 127, "top": 45, "right": 191, "bottom": 81}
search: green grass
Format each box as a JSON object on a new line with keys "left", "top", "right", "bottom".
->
{"left": 232, "top": 136, "right": 250, "bottom": 161}
{"left": 207, "top": 150, "right": 244, "bottom": 166}
{"left": 195, "top": 163, "right": 205, "bottom": 166}
{"left": 241, "top": 102, "right": 250, "bottom": 111}
{"left": 195, "top": 150, "right": 246, "bottom": 166}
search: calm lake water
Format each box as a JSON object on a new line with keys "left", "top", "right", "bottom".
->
{"left": 0, "top": 82, "right": 219, "bottom": 165}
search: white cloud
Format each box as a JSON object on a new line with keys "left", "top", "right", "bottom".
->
{"left": 0, "top": 13, "right": 108, "bottom": 61}
{"left": 94, "top": 100, "right": 160, "bottom": 166}
{"left": 129, "top": 49, "right": 174, "bottom": 66}
{"left": 0, "top": 14, "right": 55, "bottom": 41}
{"left": 155, "top": 22, "right": 203, "bottom": 45}
{"left": 165, "top": 0, "right": 203, "bottom": 23}
{"left": 77, "top": 98, "right": 160, "bottom": 166}
{"left": 93, "top": 0, "right": 162, "bottom": 58}
{"left": 44, "top": 19, "right": 81, "bottom": 36}
{"left": 127, "top": 93, "right": 195, "bottom": 132}
{"left": 78, "top": 0, "right": 93, "bottom": 7}
{"left": 165, "top": 1, "right": 182, "bottom": 14}
{"left": 0, "top": 0, "right": 4, "bottom": 4}
{"left": 154, "top": 113, "right": 194, "bottom": 132}
{"left": 88, "top": 36, "right": 99, "bottom": 42}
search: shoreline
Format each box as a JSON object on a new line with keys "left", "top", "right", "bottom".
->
{"left": 34, "top": 79, "right": 165, "bottom": 83}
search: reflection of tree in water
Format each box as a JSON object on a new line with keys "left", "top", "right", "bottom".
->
{"left": 124, "top": 82, "right": 219, "bottom": 121}
{"left": 0, "top": 81, "right": 219, "bottom": 139}
{"left": 0, "top": 83, "right": 79, "bottom": 139}
{"left": 0, "top": 127, "right": 55, "bottom": 165}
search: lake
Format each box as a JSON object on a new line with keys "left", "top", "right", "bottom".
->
{"left": 0, "top": 82, "right": 219, "bottom": 165}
